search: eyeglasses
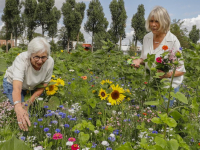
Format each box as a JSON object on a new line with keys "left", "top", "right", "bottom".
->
{"left": 33, "top": 56, "right": 48, "bottom": 61}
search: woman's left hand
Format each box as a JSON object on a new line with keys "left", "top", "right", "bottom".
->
{"left": 157, "top": 70, "right": 172, "bottom": 79}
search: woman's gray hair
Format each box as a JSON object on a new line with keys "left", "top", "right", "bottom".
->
{"left": 27, "top": 37, "right": 50, "bottom": 58}
{"left": 145, "top": 6, "right": 171, "bottom": 33}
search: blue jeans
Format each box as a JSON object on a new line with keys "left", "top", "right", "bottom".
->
{"left": 3, "top": 78, "right": 26, "bottom": 105}
{"left": 164, "top": 86, "right": 180, "bottom": 107}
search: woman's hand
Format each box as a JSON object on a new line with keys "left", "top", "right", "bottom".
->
{"left": 157, "top": 70, "right": 172, "bottom": 79}
{"left": 14, "top": 104, "right": 31, "bottom": 131}
{"left": 132, "top": 58, "right": 143, "bottom": 68}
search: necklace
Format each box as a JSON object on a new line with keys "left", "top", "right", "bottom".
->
{"left": 154, "top": 41, "right": 159, "bottom": 44}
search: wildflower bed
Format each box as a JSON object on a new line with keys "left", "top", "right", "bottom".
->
{"left": 0, "top": 43, "right": 200, "bottom": 150}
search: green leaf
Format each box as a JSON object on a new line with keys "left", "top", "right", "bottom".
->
{"left": 169, "top": 110, "right": 182, "bottom": 120}
{"left": 0, "top": 57, "right": 7, "bottom": 73}
{"left": 191, "top": 98, "right": 199, "bottom": 115}
{"left": 87, "top": 122, "right": 95, "bottom": 131}
{"left": 165, "top": 118, "right": 177, "bottom": 127}
{"left": 44, "top": 96, "right": 60, "bottom": 110}
{"left": 155, "top": 136, "right": 167, "bottom": 149}
{"left": 144, "top": 101, "right": 159, "bottom": 105}
{"left": 96, "top": 120, "right": 102, "bottom": 127}
{"left": 167, "top": 139, "right": 179, "bottom": 150}
{"left": 170, "top": 92, "right": 188, "bottom": 104}
{"left": 78, "top": 132, "right": 90, "bottom": 145}
{"left": 151, "top": 117, "right": 162, "bottom": 124}
{"left": 1, "top": 136, "right": 32, "bottom": 150}
{"left": 72, "top": 123, "right": 83, "bottom": 131}
{"left": 116, "top": 142, "right": 134, "bottom": 150}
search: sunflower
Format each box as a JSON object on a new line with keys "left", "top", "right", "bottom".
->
{"left": 46, "top": 84, "right": 58, "bottom": 95}
{"left": 98, "top": 89, "right": 108, "bottom": 100}
{"left": 56, "top": 78, "right": 65, "bottom": 86}
{"left": 101, "top": 79, "right": 113, "bottom": 85}
{"left": 51, "top": 75, "right": 55, "bottom": 78}
{"left": 108, "top": 84, "right": 126, "bottom": 105}
{"left": 61, "top": 50, "right": 64, "bottom": 52}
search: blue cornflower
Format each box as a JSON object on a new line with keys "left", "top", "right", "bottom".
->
{"left": 44, "top": 114, "right": 48, "bottom": 117}
{"left": 108, "top": 137, "right": 116, "bottom": 142}
{"left": 40, "top": 125, "right": 43, "bottom": 128}
{"left": 91, "top": 143, "right": 97, "bottom": 148}
{"left": 64, "top": 124, "right": 70, "bottom": 128}
{"left": 46, "top": 133, "right": 51, "bottom": 138}
{"left": 38, "top": 118, "right": 43, "bottom": 122}
{"left": 113, "top": 129, "right": 119, "bottom": 135}
{"left": 59, "top": 105, "right": 63, "bottom": 108}
{"left": 88, "top": 118, "right": 92, "bottom": 120}
{"left": 47, "top": 113, "right": 52, "bottom": 117}
{"left": 58, "top": 112, "right": 63, "bottom": 116}
{"left": 70, "top": 118, "right": 76, "bottom": 121}
{"left": 72, "top": 78, "right": 75, "bottom": 80}
{"left": 122, "top": 77, "right": 125, "bottom": 79}
{"left": 137, "top": 114, "right": 140, "bottom": 117}
{"left": 119, "top": 78, "right": 121, "bottom": 80}
{"left": 179, "top": 47, "right": 183, "bottom": 51}
{"left": 62, "top": 113, "right": 66, "bottom": 118}
{"left": 25, "top": 104, "right": 28, "bottom": 106}
{"left": 106, "top": 147, "right": 112, "bottom": 150}
{"left": 123, "top": 142, "right": 126, "bottom": 145}
{"left": 123, "top": 119, "right": 128, "bottom": 122}
{"left": 56, "top": 110, "right": 60, "bottom": 112}
{"left": 68, "top": 82, "right": 71, "bottom": 85}
{"left": 44, "top": 128, "right": 49, "bottom": 132}
{"left": 20, "top": 136, "right": 25, "bottom": 141}
{"left": 67, "top": 115, "right": 72, "bottom": 118}
{"left": 55, "top": 129, "right": 61, "bottom": 133}
{"left": 44, "top": 106, "right": 48, "bottom": 109}
{"left": 152, "top": 131, "right": 158, "bottom": 134}
{"left": 102, "top": 126, "right": 105, "bottom": 129}
{"left": 129, "top": 87, "right": 132, "bottom": 90}
{"left": 47, "top": 110, "right": 51, "bottom": 113}
{"left": 121, "top": 84, "right": 124, "bottom": 86}
{"left": 51, "top": 120, "right": 58, "bottom": 124}
{"left": 151, "top": 105, "right": 156, "bottom": 107}
{"left": 34, "top": 122, "right": 38, "bottom": 126}
{"left": 190, "top": 138, "right": 194, "bottom": 142}
{"left": 74, "top": 130, "right": 80, "bottom": 134}
{"left": 113, "top": 77, "right": 115, "bottom": 79}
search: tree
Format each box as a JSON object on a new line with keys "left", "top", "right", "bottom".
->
{"left": 94, "top": 31, "right": 111, "bottom": 50}
{"left": 170, "top": 19, "right": 190, "bottom": 49}
{"left": 131, "top": 4, "right": 146, "bottom": 51}
{"left": 34, "top": 0, "right": 55, "bottom": 36}
{"left": 23, "top": 0, "right": 37, "bottom": 41}
{"left": 0, "top": 26, "right": 8, "bottom": 39}
{"left": 109, "top": 0, "right": 127, "bottom": 50}
{"left": 47, "top": 7, "right": 61, "bottom": 41}
{"left": 62, "top": 0, "right": 83, "bottom": 52}
{"left": 84, "top": 0, "right": 108, "bottom": 52}
{"left": 189, "top": 25, "right": 200, "bottom": 44}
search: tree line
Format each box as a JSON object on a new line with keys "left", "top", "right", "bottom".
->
{"left": 1, "top": 0, "right": 200, "bottom": 53}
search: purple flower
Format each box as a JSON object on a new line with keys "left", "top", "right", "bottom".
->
{"left": 62, "top": 113, "right": 66, "bottom": 118}
{"left": 44, "top": 128, "right": 49, "bottom": 132}
{"left": 67, "top": 115, "right": 72, "bottom": 118}
{"left": 44, "top": 106, "right": 48, "bottom": 109}
{"left": 47, "top": 113, "right": 52, "bottom": 117}
{"left": 113, "top": 129, "right": 119, "bottom": 135}
{"left": 55, "top": 129, "right": 61, "bottom": 133}
{"left": 38, "top": 118, "right": 43, "bottom": 122}
{"left": 46, "top": 133, "right": 51, "bottom": 138}
{"left": 152, "top": 131, "right": 158, "bottom": 134}
{"left": 59, "top": 105, "right": 63, "bottom": 108}
{"left": 70, "top": 118, "right": 76, "bottom": 121}
{"left": 20, "top": 136, "right": 25, "bottom": 141}
{"left": 74, "top": 130, "right": 80, "bottom": 134}
{"left": 179, "top": 47, "right": 183, "bottom": 51}
{"left": 64, "top": 124, "right": 70, "bottom": 128}
{"left": 51, "top": 120, "right": 58, "bottom": 124}
{"left": 34, "top": 122, "right": 38, "bottom": 126}
{"left": 58, "top": 112, "right": 63, "bottom": 116}
{"left": 106, "top": 148, "right": 112, "bottom": 150}
{"left": 88, "top": 118, "right": 92, "bottom": 120}
{"left": 91, "top": 143, "right": 97, "bottom": 148}
{"left": 40, "top": 125, "right": 43, "bottom": 128}
{"left": 68, "top": 82, "right": 71, "bottom": 85}
{"left": 108, "top": 137, "right": 116, "bottom": 142}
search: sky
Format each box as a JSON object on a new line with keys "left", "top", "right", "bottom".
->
{"left": 0, "top": 0, "right": 200, "bottom": 47}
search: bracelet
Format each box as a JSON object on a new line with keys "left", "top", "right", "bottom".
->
{"left": 14, "top": 101, "right": 21, "bottom": 106}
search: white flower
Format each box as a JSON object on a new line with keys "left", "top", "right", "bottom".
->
{"left": 66, "top": 141, "right": 73, "bottom": 146}
{"left": 147, "top": 107, "right": 150, "bottom": 109}
{"left": 109, "top": 133, "right": 115, "bottom": 137}
{"left": 148, "top": 128, "right": 153, "bottom": 131}
{"left": 118, "top": 111, "right": 122, "bottom": 115}
{"left": 69, "top": 69, "right": 74, "bottom": 72}
{"left": 107, "top": 103, "right": 111, "bottom": 105}
{"left": 37, "top": 97, "right": 43, "bottom": 101}
{"left": 82, "top": 147, "right": 90, "bottom": 150}
{"left": 101, "top": 141, "right": 109, "bottom": 146}
{"left": 34, "top": 146, "right": 43, "bottom": 150}
{"left": 112, "top": 110, "right": 116, "bottom": 114}
{"left": 94, "top": 130, "right": 99, "bottom": 134}
{"left": 68, "top": 108, "right": 75, "bottom": 114}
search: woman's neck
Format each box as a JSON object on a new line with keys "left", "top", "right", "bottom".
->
{"left": 153, "top": 33, "right": 166, "bottom": 44}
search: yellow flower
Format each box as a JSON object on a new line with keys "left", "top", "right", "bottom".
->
{"left": 108, "top": 84, "right": 125, "bottom": 105}
{"left": 98, "top": 89, "right": 108, "bottom": 100}
{"left": 56, "top": 78, "right": 65, "bottom": 86}
{"left": 89, "top": 71, "right": 93, "bottom": 75}
{"left": 52, "top": 75, "right": 55, "bottom": 78}
{"left": 92, "top": 90, "right": 96, "bottom": 93}
{"left": 61, "top": 50, "right": 64, "bottom": 52}
{"left": 46, "top": 84, "right": 58, "bottom": 95}
{"left": 101, "top": 79, "right": 113, "bottom": 85}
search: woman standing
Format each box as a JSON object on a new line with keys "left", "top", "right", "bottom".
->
{"left": 133, "top": 6, "right": 186, "bottom": 106}
{"left": 3, "top": 37, "right": 54, "bottom": 131}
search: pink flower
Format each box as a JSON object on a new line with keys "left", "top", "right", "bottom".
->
{"left": 68, "top": 137, "right": 76, "bottom": 142}
{"left": 71, "top": 144, "right": 80, "bottom": 150}
{"left": 53, "top": 133, "right": 63, "bottom": 140}
{"left": 156, "top": 57, "right": 162, "bottom": 63}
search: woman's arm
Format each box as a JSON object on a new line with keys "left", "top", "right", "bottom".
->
{"left": 158, "top": 70, "right": 185, "bottom": 79}
{"left": 13, "top": 80, "right": 31, "bottom": 131}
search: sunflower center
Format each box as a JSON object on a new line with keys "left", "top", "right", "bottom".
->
{"left": 101, "top": 92, "right": 106, "bottom": 97}
{"left": 111, "top": 90, "right": 120, "bottom": 100}
{"left": 49, "top": 85, "right": 54, "bottom": 91}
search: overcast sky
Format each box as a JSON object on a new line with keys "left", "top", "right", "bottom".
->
{"left": 0, "top": 0, "right": 200, "bottom": 46}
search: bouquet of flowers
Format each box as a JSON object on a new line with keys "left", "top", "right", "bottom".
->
{"left": 155, "top": 45, "right": 182, "bottom": 73}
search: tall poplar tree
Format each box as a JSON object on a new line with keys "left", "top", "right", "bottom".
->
{"left": 131, "top": 4, "right": 146, "bottom": 50}
{"left": 109, "top": 0, "right": 127, "bottom": 50}
{"left": 23, "top": 0, "right": 37, "bottom": 41}
{"left": 84, "top": 0, "right": 108, "bottom": 52}
{"left": 189, "top": 25, "right": 200, "bottom": 44}
{"left": 62, "top": 0, "right": 83, "bottom": 51}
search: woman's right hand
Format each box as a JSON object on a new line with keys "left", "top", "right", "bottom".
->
{"left": 132, "top": 58, "right": 143, "bottom": 68}
{"left": 14, "top": 104, "right": 31, "bottom": 131}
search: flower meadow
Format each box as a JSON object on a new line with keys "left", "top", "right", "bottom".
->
{"left": 0, "top": 43, "right": 200, "bottom": 150}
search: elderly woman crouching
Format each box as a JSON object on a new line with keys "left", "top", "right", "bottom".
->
{"left": 3, "top": 37, "right": 54, "bottom": 131}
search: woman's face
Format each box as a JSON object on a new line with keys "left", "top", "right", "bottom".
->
{"left": 149, "top": 16, "right": 161, "bottom": 35}
{"left": 30, "top": 51, "right": 48, "bottom": 70}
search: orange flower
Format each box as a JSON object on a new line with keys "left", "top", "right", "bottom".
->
{"left": 162, "top": 45, "right": 168, "bottom": 51}
{"left": 143, "top": 113, "right": 147, "bottom": 116}
{"left": 98, "top": 112, "right": 102, "bottom": 115}
{"left": 105, "top": 126, "right": 109, "bottom": 130}
{"left": 81, "top": 76, "right": 87, "bottom": 80}
{"left": 144, "top": 82, "right": 148, "bottom": 84}
{"left": 198, "top": 143, "right": 200, "bottom": 146}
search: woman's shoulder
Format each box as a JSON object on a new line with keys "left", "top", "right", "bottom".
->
{"left": 144, "top": 32, "right": 153, "bottom": 39}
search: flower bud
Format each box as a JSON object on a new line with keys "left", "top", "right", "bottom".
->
{"left": 150, "top": 68, "right": 156, "bottom": 71}
{"left": 175, "top": 51, "right": 181, "bottom": 58}
{"left": 174, "top": 61, "right": 179, "bottom": 65}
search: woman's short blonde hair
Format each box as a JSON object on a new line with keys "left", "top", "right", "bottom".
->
{"left": 145, "top": 6, "right": 171, "bottom": 33}
{"left": 27, "top": 37, "right": 50, "bottom": 58}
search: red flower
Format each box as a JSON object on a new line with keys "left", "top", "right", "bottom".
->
{"left": 91, "top": 85, "right": 94, "bottom": 87}
{"left": 162, "top": 45, "right": 168, "bottom": 51}
{"left": 71, "top": 144, "right": 80, "bottom": 150}
{"left": 156, "top": 57, "right": 162, "bottom": 63}
{"left": 198, "top": 143, "right": 200, "bottom": 146}
{"left": 144, "top": 82, "right": 148, "bottom": 84}
{"left": 143, "top": 113, "right": 147, "bottom": 116}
